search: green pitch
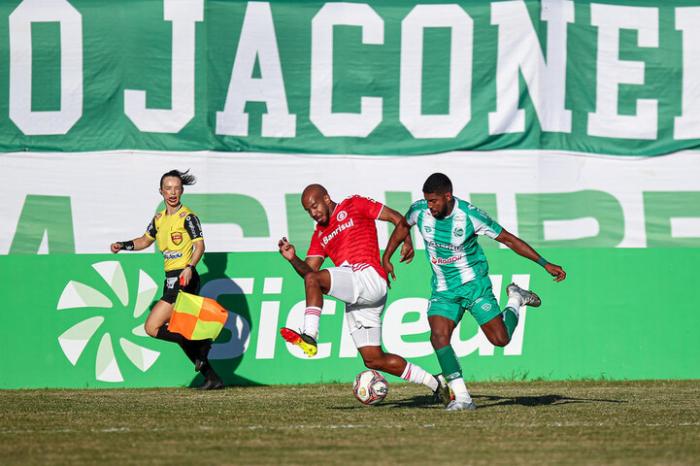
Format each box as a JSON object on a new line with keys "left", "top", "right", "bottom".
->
{"left": 1, "top": 380, "right": 698, "bottom": 465}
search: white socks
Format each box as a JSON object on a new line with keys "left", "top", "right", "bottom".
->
{"left": 506, "top": 296, "right": 522, "bottom": 315}
{"left": 401, "top": 362, "right": 439, "bottom": 392}
{"left": 448, "top": 377, "right": 473, "bottom": 403}
{"left": 303, "top": 306, "right": 321, "bottom": 339}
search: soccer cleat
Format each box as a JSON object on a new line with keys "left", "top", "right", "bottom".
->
{"left": 197, "top": 364, "right": 224, "bottom": 390}
{"left": 506, "top": 283, "right": 542, "bottom": 307}
{"left": 445, "top": 400, "right": 477, "bottom": 411}
{"left": 280, "top": 327, "right": 318, "bottom": 357}
{"left": 197, "top": 376, "right": 224, "bottom": 390}
{"left": 432, "top": 374, "right": 452, "bottom": 406}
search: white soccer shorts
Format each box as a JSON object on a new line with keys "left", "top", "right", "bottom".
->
{"left": 326, "top": 264, "right": 387, "bottom": 348}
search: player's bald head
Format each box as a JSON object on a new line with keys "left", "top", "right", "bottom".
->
{"left": 302, "top": 184, "right": 328, "bottom": 203}
{"left": 301, "top": 184, "right": 334, "bottom": 226}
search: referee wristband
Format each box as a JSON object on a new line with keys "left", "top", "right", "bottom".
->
{"left": 119, "top": 240, "right": 135, "bottom": 251}
{"left": 536, "top": 257, "right": 549, "bottom": 267}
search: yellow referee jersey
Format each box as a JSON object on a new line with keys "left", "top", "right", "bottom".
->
{"left": 145, "top": 205, "right": 203, "bottom": 272}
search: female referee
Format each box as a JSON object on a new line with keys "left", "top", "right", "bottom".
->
{"left": 111, "top": 169, "right": 223, "bottom": 390}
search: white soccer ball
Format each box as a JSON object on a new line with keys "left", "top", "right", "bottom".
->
{"left": 353, "top": 370, "right": 389, "bottom": 405}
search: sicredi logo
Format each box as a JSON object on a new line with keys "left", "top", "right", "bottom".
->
{"left": 56, "top": 261, "right": 161, "bottom": 383}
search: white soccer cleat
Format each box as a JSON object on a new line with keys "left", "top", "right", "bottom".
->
{"left": 506, "top": 283, "right": 541, "bottom": 307}
{"left": 445, "top": 400, "right": 477, "bottom": 411}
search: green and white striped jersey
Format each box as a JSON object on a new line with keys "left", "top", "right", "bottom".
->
{"left": 406, "top": 197, "right": 503, "bottom": 292}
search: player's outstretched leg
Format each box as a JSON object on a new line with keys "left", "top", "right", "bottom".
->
{"left": 483, "top": 283, "right": 543, "bottom": 348}
{"left": 357, "top": 344, "right": 448, "bottom": 404}
{"left": 279, "top": 270, "right": 331, "bottom": 357}
{"left": 493, "top": 282, "right": 543, "bottom": 346}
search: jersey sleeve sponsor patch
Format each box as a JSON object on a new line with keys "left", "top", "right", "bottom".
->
{"left": 145, "top": 216, "right": 158, "bottom": 239}
{"left": 184, "top": 214, "right": 204, "bottom": 240}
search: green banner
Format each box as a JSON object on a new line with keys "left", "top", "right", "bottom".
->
{"left": 1, "top": 0, "right": 700, "bottom": 155}
{"left": 1, "top": 249, "right": 697, "bottom": 388}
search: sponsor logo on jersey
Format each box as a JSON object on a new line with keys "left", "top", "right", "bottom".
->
{"left": 185, "top": 215, "right": 202, "bottom": 239}
{"left": 430, "top": 254, "right": 463, "bottom": 265}
{"left": 427, "top": 240, "right": 461, "bottom": 252}
{"left": 321, "top": 219, "right": 354, "bottom": 246}
{"left": 454, "top": 228, "right": 464, "bottom": 237}
{"left": 163, "top": 250, "right": 183, "bottom": 259}
{"left": 336, "top": 210, "right": 347, "bottom": 221}
{"left": 171, "top": 232, "right": 183, "bottom": 245}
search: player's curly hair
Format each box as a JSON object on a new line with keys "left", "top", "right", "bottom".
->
{"left": 423, "top": 173, "right": 452, "bottom": 194}
{"left": 160, "top": 169, "right": 196, "bottom": 188}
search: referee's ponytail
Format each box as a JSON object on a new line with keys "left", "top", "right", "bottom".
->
{"left": 160, "top": 169, "right": 196, "bottom": 188}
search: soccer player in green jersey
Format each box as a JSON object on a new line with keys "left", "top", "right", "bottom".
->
{"left": 382, "top": 173, "right": 566, "bottom": 411}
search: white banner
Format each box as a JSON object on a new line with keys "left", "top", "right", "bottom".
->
{"left": 2, "top": 149, "right": 700, "bottom": 254}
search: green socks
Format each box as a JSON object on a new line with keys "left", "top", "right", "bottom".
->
{"left": 502, "top": 307, "right": 519, "bottom": 339}
{"left": 436, "top": 345, "right": 463, "bottom": 381}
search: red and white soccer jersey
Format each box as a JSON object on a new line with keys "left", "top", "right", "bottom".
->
{"left": 307, "top": 195, "right": 387, "bottom": 280}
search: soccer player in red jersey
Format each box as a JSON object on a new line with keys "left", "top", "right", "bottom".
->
{"left": 279, "top": 184, "right": 449, "bottom": 403}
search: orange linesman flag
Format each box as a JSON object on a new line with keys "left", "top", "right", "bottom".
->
{"left": 169, "top": 291, "right": 228, "bottom": 340}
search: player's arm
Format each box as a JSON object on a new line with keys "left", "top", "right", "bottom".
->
{"left": 378, "top": 206, "right": 414, "bottom": 264}
{"left": 111, "top": 215, "right": 158, "bottom": 253}
{"left": 278, "top": 237, "right": 324, "bottom": 277}
{"left": 179, "top": 240, "right": 204, "bottom": 286}
{"left": 381, "top": 214, "right": 413, "bottom": 283}
{"left": 190, "top": 239, "right": 205, "bottom": 265}
{"left": 180, "top": 214, "right": 206, "bottom": 286}
{"left": 110, "top": 234, "right": 154, "bottom": 253}
{"left": 494, "top": 229, "right": 567, "bottom": 282}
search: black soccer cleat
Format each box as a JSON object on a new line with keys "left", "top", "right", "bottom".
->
{"left": 432, "top": 374, "right": 452, "bottom": 406}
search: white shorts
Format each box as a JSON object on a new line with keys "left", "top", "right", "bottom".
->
{"left": 327, "top": 265, "right": 387, "bottom": 348}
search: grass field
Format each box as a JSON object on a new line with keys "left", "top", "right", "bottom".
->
{"left": 1, "top": 380, "right": 698, "bottom": 465}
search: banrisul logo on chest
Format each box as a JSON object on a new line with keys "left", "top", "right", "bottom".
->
{"left": 56, "top": 261, "right": 160, "bottom": 382}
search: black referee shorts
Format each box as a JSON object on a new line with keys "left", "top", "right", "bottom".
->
{"left": 161, "top": 268, "right": 200, "bottom": 304}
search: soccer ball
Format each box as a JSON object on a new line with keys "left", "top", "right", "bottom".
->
{"left": 353, "top": 370, "right": 389, "bottom": 405}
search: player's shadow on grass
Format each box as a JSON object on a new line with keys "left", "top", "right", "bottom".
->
{"left": 332, "top": 394, "right": 440, "bottom": 410}
{"left": 333, "top": 393, "right": 626, "bottom": 410}
{"left": 192, "top": 253, "right": 262, "bottom": 388}
{"left": 472, "top": 393, "right": 626, "bottom": 408}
